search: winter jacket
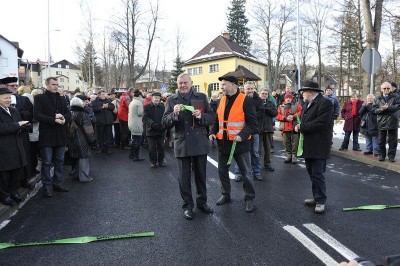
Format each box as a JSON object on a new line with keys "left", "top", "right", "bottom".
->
{"left": 128, "top": 97, "right": 144, "bottom": 136}
{"left": 372, "top": 93, "right": 400, "bottom": 130}
{"left": 33, "top": 90, "right": 71, "bottom": 147}
{"left": 117, "top": 93, "right": 131, "bottom": 122}
{"left": 68, "top": 106, "right": 96, "bottom": 158}
{"left": 276, "top": 103, "right": 302, "bottom": 132}
{"left": 258, "top": 99, "right": 277, "bottom": 133}
{"left": 162, "top": 90, "right": 215, "bottom": 157}
{"left": 324, "top": 94, "right": 340, "bottom": 119}
{"left": 0, "top": 107, "right": 27, "bottom": 171}
{"left": 341, "top": 100, "right": 363, "bottom": 132}
{"left": 143, "top": 101, "right": 165, "bottom": 137}
{"left": 359, "top": 103, "right": 378, "bottom": 136}
{"left": 91, "top": 98, "right": 115, "bottom": 126}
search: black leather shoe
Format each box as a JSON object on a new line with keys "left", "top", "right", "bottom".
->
{"left": 183, "top": 209, "right": 194, "bottom": 220}
{"left": 253, "top": 174, "right": 263, "bottom": 181}
{"left": 21, "top": 180, "right": 34, "bottom": 189}
{"left": 42, "top": 187, "right": 52, "bottom": 198}
{"left": 197, "top": 204, "right": 214, "bottom": 213}
{"left": 339, "top": 147, "right": 347, "bottom": 151}
{"left": 245, "top": 200, "right": 255, "bottom": 213}
{"left": 132, "top": 158, "right": 145, "bottom": 162}
{"left": 53, "top": 185, "right": 70, "bottom": 192}
{"left": 379, "top": 157, "right": 385, "bottom": 162}
{"left": 1, "top": 197, "right": 15, "bottom": 206}
{"left": 216, "top": 195, "right": 231, "bottom": 205}
{"left": 363, "top": 151, "right": 373, "bottom": 155}
{"left": 10, "top": 193, "right": 23, "bottom": 203}
{"left": 389, "top": 158, "right": 395, "bottom": 162}
{"left": 264, "top": 165, "right": 275, "bottom": 171}
{"left": 158, "top": 161, "right": 166, "bottom": 167}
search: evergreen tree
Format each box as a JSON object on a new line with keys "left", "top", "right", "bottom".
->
{"left": 169, "top": 56, "right": 184, "bottom": 93}
{"left": 226, "top": 0, "right": 251, "bottom": 50}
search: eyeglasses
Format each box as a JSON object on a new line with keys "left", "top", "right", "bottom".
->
{"left": 260, "top": 93, "right": 267, "bottom": 95}
{"left": 8, "top": 84, "right": 18, "bottom": 87}
{"left": 382, "top": 87, "right": 391, "bottom": 90}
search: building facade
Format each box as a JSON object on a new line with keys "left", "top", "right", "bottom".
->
{"left": 0, "top": 34, "right": 24, "bottom": 80}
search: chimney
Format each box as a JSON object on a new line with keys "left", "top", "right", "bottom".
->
{"left": 222, "top": 32, "right": 230, "bottom": 40}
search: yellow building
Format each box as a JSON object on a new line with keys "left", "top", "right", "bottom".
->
{"left": 183, "top": 33, "right": 268, "bottom": 95}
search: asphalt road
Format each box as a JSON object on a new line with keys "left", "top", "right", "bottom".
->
{"left": 0, "top": 141, "right": 399, "bottom": 266}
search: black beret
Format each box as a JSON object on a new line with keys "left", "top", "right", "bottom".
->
{"left": 218, "top": 75, "right": 238, "bottom": 85}
{"left": 0, "top": 87, "right": 12, "bottom": 95}
{"left": 0, "top": 77, "right": 18, "bottom": 85}
{"left": 75, "top": 94, "right": 88, "bottom": 101}
{"left": 152, "top": 92, "right": 161, "bottom": 97}
{"left": 299, "top": 81, "right": 323, "bottom": 93}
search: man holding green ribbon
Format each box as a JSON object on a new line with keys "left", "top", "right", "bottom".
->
{"left": 209, "top": 75, "right": 257, "bottom": 213}
{"left": 162, "top": 73, "right": 215, "bottom": 220}
{"left": 294, "top": 81, "right": 333, "bottom": 214}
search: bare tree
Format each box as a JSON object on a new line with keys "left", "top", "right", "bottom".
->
{"left": 303, "top": 0, "right": 332, "bottom": 87}
{"left": 111, "top": 0, "right": 159, "bottom": 87}
{"left": 252, "top": 0, "right": 295, "bottom": 91}
{"left": 362, "top": 0, "right": 383, "bottom": 49}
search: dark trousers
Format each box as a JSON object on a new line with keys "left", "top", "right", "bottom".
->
{"left": 176, "top": 155, "right": 208, "bottom": 210}
{"left": 260, "top": 132, "right": 272, "bottom": 166}
{"left": 97, "top": 124, "right": 113, "bottom": 151}
{"left": 147, "top": 136, "right": 165, "bottom": 164}
{"left": 218, "top": 151, "right": 255, "bottom": 201}
{"left": 30, "top": 141, "right": 40, "bottom": 177}
{"left": 341, "top": 131, "right": 360, "bottom": 150}
{"left": 305, "top": 158, "right": 327, "bottom": 204}
{"left": 0, "top": 168, "right": 24, "bottom": 200}
{"left": 119, "top": 121, "right": 130, "bottom": 148}
{"left": 379, "top": 129, "right": 398, "bottom": 159}
{"left": 113, "top": 123, "right": 121, "bottom": 147}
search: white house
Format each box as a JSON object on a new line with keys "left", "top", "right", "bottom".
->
{"left": 0, "top": 34, "right": 24, "bottom": 79}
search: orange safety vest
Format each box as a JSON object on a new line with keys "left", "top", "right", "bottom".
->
{"left": 216, "top": 93, "right": 250, "bottom": 140}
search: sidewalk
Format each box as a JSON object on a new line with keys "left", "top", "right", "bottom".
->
{"left": 273, "top": 131, "right": 400, "bottom": 174}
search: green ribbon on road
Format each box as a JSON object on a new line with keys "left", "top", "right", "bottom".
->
{"left": 0, "top": 231, "right": 155, "bottom": 250}
{"left": 296, "top": 116, "right": 303, "bottom": 157}
{"left": 342, "top": 205, "right": 400, "bottom": 211}
{"left": 227, "top": 141, "right": 237, "bottom": 165}
{"left": 180, "top": 104, "right": 194, "bottom": 112}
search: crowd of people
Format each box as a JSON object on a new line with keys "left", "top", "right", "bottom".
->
{"left": 0, "top": 74, "right": 399, "bottom": 221}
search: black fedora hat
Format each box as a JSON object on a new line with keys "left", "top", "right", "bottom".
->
{"left": 0, "top": 87, "right": 12, "bottom": 95}
{"left": 299, "top": 81, "right": 323, "bottom": 93}
{"left": 0, "top": 77, "right": 18, "bottom": 85}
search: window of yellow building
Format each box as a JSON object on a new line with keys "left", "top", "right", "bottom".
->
{"left": 192, "top": 85, "right": 200, "bottom": 92}
{"left": 188, "top": 67, "right": 203, "bottom": 76}
{"left": 209, "top": 64, "right": 219, "bottom": 73}
{"left": 210, "top": 83, "right": 219, "bottom": 91}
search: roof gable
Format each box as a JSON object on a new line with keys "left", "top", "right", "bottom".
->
{"left": 185, "top": 35, "right": 266, "bottom": 66}
{"left": 0, "top": 34, "right": 24, "bottom": 58}
{"left": 51, "top": 59, "right": 80, "bottom": 70}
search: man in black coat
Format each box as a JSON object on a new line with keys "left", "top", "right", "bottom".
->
{"left": 0, "top": 87, "right": 30, "bottom": 205}
{"left": 209, "top": 75, "right": 257, "bottom": 213}
{"left": 295, "top": 81, "right": 333, "bottom": 214}
{"left": 162, "top": 73, "right": 215, "bottom": 220}
{"left": 34, "top": 77, "right": 71, "bottom": 198}
{"left": 91, "top": 90, "right": 115, "bottom": 154}
{"left": 143, "top": 92, "right": 166, "bottom": 168}
{"left": 3, "top": 77, "right": 34, "bottom": 189}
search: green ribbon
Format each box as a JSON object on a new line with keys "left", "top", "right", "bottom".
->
{"left": 342, "top": 205, "right": 400, "bottom": 212}
{"left": 180, "top": 104, "right": 194, "bottom": 112}
{"left": 0, "top": 231, "right": 155, "bottom": 250}
{"left": 296, "top": 116, "right": 303, "bottom": 157}
{"left": 227, "top": 141, "right": 237, "bottom": 165}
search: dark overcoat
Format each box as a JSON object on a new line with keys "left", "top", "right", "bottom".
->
{"left": 340, "top": 100, "right": 363, "bottom": 132}
{"left": 91, "top": 98, "right": 115, "bottom": 126}
{"left": 68, "top": 106, "right": 96, "bottom": 159}
{"left": 299, "top": 93, "right": 333, "bottom": 159}
{"left": 33, "top": 90, "right": 71, "bottom": 147}
{"left": 0, "top": 107, "right": 27, "bottom": 171}
{"left": 359, "top": 103, "right": 379, "bottom": 136}
{"left": 143, "top": 101, "right": 165, "bottom": 137}
{"left": 372, "top": 93, "right": 400, "bottom": 130}
{"left": 162, "top": 90, "right": 215, "bottom": 157}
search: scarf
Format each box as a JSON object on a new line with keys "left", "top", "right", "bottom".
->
{"left": 351, "top": 100, "right": 358, "bottom": 116}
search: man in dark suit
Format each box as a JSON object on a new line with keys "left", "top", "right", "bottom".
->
{"left": 162, "top": 73, "right": 215, "bottom": 220}
{"left": 34, "top": 77, "right": 71, "bottom": 198}
{"left": 295, "top": 81, "right": 333, "bottom": 213}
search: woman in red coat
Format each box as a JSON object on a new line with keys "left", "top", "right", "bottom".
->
{"left": 339, "top": 93, "right": 363, "bottom": 151}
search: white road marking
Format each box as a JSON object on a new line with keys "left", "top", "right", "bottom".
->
{"left": 283, "top": 225, "right": 338, "bottom": 266}
{"left": 303, "top": 223, "right": 359, "bottom": 261}
{"left": 207, "top": 156, "right": 235, "bottom": 179}
{"left": 0, "top": 220, "right": 10, "bottom": 230}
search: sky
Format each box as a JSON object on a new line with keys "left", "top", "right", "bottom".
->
{"left": 1, "top": 0, "right": 235, "bottom": 69}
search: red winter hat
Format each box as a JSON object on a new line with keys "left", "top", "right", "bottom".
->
{"left": 284, "top": 92, "right": 294, "bottom": 99}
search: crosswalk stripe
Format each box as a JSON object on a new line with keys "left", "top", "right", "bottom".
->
{"left": 303, "top": 223, "right": 359, "bottom": 261}
{"left": 283, "top": 225, "right": 338, "bottom": 266}
{"left": 207, "top": 156, "right": 235, "bottom": 179}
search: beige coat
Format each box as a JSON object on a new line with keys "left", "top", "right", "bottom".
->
{"left": 128, "top": 97, "right": 144, "bottom": 136}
